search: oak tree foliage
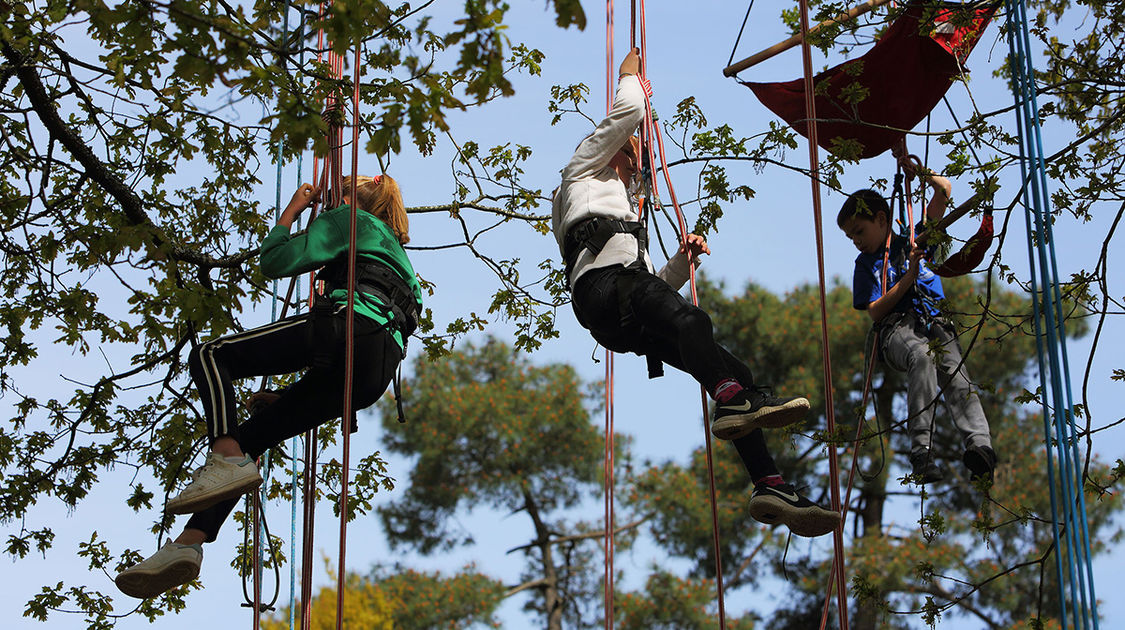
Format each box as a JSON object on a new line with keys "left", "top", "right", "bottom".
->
{"left": 2, "top": 0, "right": 1124, "bottom": 628}
{"left": 1, "top": 0, "right": 584, "bottom": 625}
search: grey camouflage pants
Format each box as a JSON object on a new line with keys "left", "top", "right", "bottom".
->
{"left": 880, "top": 312, "right": 992, "bottom": 455}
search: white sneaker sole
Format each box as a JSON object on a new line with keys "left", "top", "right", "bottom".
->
{"left": 749, "top": 495, "right": 840, "bottom": 538}
{"left": 115, "top": 556, "right": 200, "bottom": 599}
{"left": 711, "top": 397, "right": 810, "bottom": 440}
{"left": 165, "top": 473, "right": 263, "bottom": 515}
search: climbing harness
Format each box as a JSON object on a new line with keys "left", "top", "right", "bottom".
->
{"left": 563, "top": 217, "right": 664, "bottom": 379}
{"left": 562, "top": 217, "right": 648, "bottom": 280}
{"left": 314, "top": 259, "right": 421, "bottom": 341}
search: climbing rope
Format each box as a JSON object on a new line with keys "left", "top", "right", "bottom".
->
{"left": 241, "top": 8, "right": 316, "bottom": 627}
{"left": 792, "top": 1, "right": 850, "bottom": 629}
{"left": 1004, "top": 1, "right": 1099, "bottom": 627}
{"left": 602, "top": 350, "right": 616, "bottom": 629}
{"left": 237, "top": 2, "right": 368, "bottom": 627}
{"left": 331, "top": 37, "right": 365, "bottom": 630}
{"left": 602, "top": 1, "right": 617, "bottom": 624}
{"left": 632, "top": 0, "right": 730, "bottom": 624}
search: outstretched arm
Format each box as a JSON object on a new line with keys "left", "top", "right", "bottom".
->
{"left": 899, "top": 155, "right": 952, "bottom": 223}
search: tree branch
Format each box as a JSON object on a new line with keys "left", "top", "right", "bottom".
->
{"left": 2, "top": 38, "right": 258, "bottom": 270}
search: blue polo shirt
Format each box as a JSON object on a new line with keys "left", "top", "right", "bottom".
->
{"left": 852, "top": 233, "right": 944, "bottom": 318}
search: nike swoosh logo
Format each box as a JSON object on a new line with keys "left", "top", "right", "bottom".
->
{"left": 770, "top": 489, "right": 800, "bottom": 502}
{"left": 723, "top": 401, "right": 753, "bottom": 412}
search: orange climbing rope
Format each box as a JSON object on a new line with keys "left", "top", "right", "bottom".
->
{"left": 602, "top": 1, "right": 617, "bottom": 625}
{"left": 791, "top": 1, "right": 850, "bottom": 629}
{"left": 332, "top": 38, "right": 364, "bottom": 630}
{"left": 633, "top": 1, "right": 730, "bottom": 626}
{"left": 244, "top": 3, "right": 365, "bottom": 627}
{"left": 637, "top": 0, "right": 732, "bottom": 623}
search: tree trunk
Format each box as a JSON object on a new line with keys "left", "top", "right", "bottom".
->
{"left": 523, "top": 488, "right": 564, "bottom": 630}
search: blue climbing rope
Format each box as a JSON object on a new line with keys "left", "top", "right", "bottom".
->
{"left": 284, "top": 9, "right": 308, "bottom": 629}
{"left": 1004, "top": 1, "right": 1099, "bottom": 628}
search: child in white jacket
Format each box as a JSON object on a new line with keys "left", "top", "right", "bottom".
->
{"left": 552, "top": 49, "right": 838, "bottom": 537}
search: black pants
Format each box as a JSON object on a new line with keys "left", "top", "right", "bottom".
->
{"left": 184, "top": 310, "right": 401, "bottom": 541}
{"left": 571, "top": 265, "right": 780, "bottom": 482}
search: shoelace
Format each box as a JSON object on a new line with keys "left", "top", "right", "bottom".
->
{"left": 188, "top": 455, "right": 219, "bottom": 483}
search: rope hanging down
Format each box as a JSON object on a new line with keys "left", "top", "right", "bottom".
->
{"left": 242, "top": 2, "right": 367, "bottom": 627}
{"left": 632, "top": 1, "right": 730, "bottom": 626}
{"left": 297, "top": 8, "right": 340, "bottom": 624}
{"left": 332, "top": 38, "right": 364, "bottom": 630}
{"left": 245, "top": 7, "right": 307, "bottom": 626}
{"left": 599, "top": 0, "right": 730, "bottom": 626}
{"left": 602, "top": 2, "right": 616, "bottom": 625}
{"left": 791, "top": 1, "right": 850, "bottom": 628}
{"left": 1005, "top": 1, "right": 1099, "bottom": 628}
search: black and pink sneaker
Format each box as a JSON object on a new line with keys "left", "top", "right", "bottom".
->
{"left": 711, "top": 387, "right": 810, "bottom": 440}
{"left": 748, "top": 481, "right": 839, "bottom": 538}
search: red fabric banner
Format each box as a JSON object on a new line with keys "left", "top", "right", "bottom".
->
{"left": 744, "top": 1, "right": 996, "bottom": 159}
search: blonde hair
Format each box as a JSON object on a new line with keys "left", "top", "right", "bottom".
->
{"left": 341, "top": 174, "right": 409, "bottom": 244}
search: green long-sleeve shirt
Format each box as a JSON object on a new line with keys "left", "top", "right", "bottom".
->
{"left": 260, "top": 204, "right": 423, "bottom": 349}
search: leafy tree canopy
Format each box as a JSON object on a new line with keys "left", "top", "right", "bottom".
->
{"left": 263, "top": 563, "right": 505, "bottom": 630}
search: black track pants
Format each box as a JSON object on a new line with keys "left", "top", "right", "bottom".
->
{"left": 184, "top": 310, "right": 401, "bottom": 541}
{"left": 571, "top": 265, "right": 780, "bottom": 482}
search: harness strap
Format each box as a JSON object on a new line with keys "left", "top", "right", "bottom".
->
{"left": 562, "top": 217, "right": 648, "bottom": 279}
{"left": 392, "top": 364, "right": 406, "bottom": 424}
{"left": 317, "top": 259, "right": 420, "bottom": 337}
{"left": 565, "top": 217, "right": 665, "bottom": 379}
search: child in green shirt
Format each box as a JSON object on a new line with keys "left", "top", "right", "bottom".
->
{"left": 116, "top": 175, "right": 422, "bottom": 599}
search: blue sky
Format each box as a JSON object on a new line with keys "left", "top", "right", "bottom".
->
{"left": 2, "top": 1, "right": 1121, "bottom": 628}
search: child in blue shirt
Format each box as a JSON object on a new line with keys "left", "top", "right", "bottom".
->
{"left": 837, "top": 160, "right": 996, "bottom": 485}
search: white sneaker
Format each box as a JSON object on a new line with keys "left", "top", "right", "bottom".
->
{"left": 115, "top": 542, "right": 202, "bottom": 598}
{"left": 165, "top": 452, "right": 262, "bottom": 515}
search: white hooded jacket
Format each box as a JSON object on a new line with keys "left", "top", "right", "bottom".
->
{"left": 551, "top": 74, "right": 695, "bottom": 291}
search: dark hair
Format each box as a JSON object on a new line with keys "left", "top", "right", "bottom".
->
{"left": 837, "top": 189, "right": 890, "bottom": 227}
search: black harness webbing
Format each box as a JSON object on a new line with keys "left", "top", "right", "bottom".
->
{"left": 317, "top": 258, "right": 420, "bottom": 339}
{"left": 562, "top": 217, "right": 648, "bottom": 279}
{"left": 563, "top": 216, "right": 664, "bottom": 379}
